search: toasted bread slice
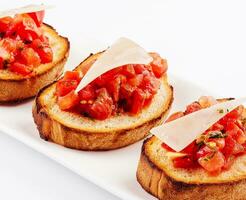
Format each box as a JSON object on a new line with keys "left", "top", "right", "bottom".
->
{"left": 32, "top": 52, "right": 173, "bottom": 150}
{"left": 0, "top": 23, "right": 69, "bottom": 103}
{"left": 137, "top": 107, "right": 246, "bottom": 200}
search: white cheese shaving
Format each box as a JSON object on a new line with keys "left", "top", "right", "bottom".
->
{"left": 151, "top": 97, "right": 246, "bottom": 152}
{"left": 0, "top": 4, "right": 54, "bottom": 18}
{"left": 75, "top": 37, "right": 153, "bottom": 92}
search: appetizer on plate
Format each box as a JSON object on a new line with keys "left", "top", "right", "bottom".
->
{"left": 137, "top": 96, "right": 246, "bottom": 200}
{"left": 0, "top": 5, "right": 69, "bottom": 102}
{"left": 33, "top": 38, "right": 173, "bottom": 150}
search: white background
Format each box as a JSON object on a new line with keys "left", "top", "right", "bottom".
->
{"left": 0, "top": 0, "right": 245, "bottom": 199}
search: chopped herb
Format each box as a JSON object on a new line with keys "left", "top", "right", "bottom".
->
{"left": 208, "top": 131, "right": 227, "bottom": 139}
{"left": 217, "top": 109, "right": 224, "bottom": 114}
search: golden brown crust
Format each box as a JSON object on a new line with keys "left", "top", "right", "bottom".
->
{"left": 0, "top": 23, "right": 69, "bottom": 102}
{"left": 137, "top": 134, "right": 246, "bottom": 200}
{"left": 32, "top": 53, "right": 174, "bottom": 150}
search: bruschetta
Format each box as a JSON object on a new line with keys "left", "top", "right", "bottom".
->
{"left": 0, "top": 8, "right": 69, "bottom": 102}
{"left": 137, "top": 96, "right": 246, "bottom": 200}
{"left": 33, "top": 49, "right": 173, "bottom": 150}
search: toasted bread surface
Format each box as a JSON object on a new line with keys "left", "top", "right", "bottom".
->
{"left": 33, "top": 53, "right": 173, "bottom": 150}
{"left": 137, "top": 108, "right": 246, "bottom": 200}
{"left": 0, "top": 23, "right": 69, "bottom": 102}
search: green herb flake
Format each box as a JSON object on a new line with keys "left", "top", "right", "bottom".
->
{"left": 217, "top": 109, "right": 224, "bottom": 114}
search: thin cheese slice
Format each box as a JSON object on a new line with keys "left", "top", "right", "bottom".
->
{"left": 75, "top": 37, "right": 153, "bottom": 92}
{"left": 0, "top": 4, "right": 53, "bottom": 18}
{"left": 151, "top": 97, "right": 246, "bottom": 152}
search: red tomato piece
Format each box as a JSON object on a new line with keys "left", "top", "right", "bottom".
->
{"left": 149, "top": 52, "right": 168, "bottom": 78}
{"left": 161, "top": 143, "right": 175, "bottom": 152}
{"left": 141, "top": 74, "right": 160, "bottom": 95}
{"left": 185, "top": 102, "right": 202, "bottom": 115}
{"left": 78, "top": 84, "right": 96, "bottom": 101}
{"left": 232, "top": 142, "right": 244, "bottom": 155}
{"left": 0, "top": 57, "right": 3, "bottom": 69}
{"left": 130, "top": 88, "right": 146, "bottom": 115}
{"left": 128, "top": 74, "right": 143, "bottom": 87}
{"left": 133, "top": 64, "right": 147, "bottom": 74}
{"left": 166, "top": 112, "right": 184, "bottom": 123}
{"left": 20, "top": 47, "right": 41, "bottom": 67}
{"left": 181, "top": 141, "right": 197, "bottom": 155}
{"left": 106, "top": 75, "right": 124, "bottom": 102}
{"left": 209, "top": 122, "right": 224, "bottom": 131}
{"left": 87, "top": 88, "right": 113, "bottom": 120}
{"left": 56, "top": 80, "right": 79, "bottom": 97}
{"left": 121, "top": 64, "right": 135, "bottom": 78}
{"left": 9, "top": 62, "right": 32, "bottom": 76}
{"left": 226, "top": 107, "right": 243, "bottom": 120}
{"left": 120, "top": 83, "right": 135, "bottom": 99}
{"left": 173, "top": 156, "right": 195, "bottom": 168}
{"left": 58, "top": 90, "right": 79, "bottom": 110}
{"left": 235, "top": 129, "right": 246, "bottom": 144}
{"left": 223, "top": 155, "right": 235, "bottom": 170}
{"left": 198, "top": 151, "right": 225, "bottom": 172}
{"left": 31, "top": 39, "right": 53, "bottom": 63}
{"left": 0, "top": 17, "right": 13, "bottom": 35}
{"left": 196, "top": 146, "right": 213, "bottom": 160}
{"left": 222, "top": 136, "right": 236, "bottom": 158}
{"left": 63, "top": 71, "right": 81, "bottom": 82}
{"left": 28, "top": 10, "right": 45, "bottom": 27}
{"left": 17, "top": 16, "right": 41, "bottom": 42}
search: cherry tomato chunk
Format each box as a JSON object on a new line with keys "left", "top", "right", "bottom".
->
{"left": 28, "top": 11, "right": 45, "bottom": 27}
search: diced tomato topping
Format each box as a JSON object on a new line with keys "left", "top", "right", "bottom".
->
{"left": 87, "top": 88, "right": 113, "bottom": 120}
{"left": 0, "top": 12, "right": 53, "bottom": 75}
{"left": 196, "top": 146, "right": 213, "bottom": 159}
{"left": 78, "top": 84, "right": 96, "bottom": 101}
{"left": 149, "top": 52, "right": 168, "bottom": 78}
{"left": 56, "top": 80, "right": 78, "bottom": 97}
{"left": 28, "top": 10, "right": 45, "bottom": 27}
{"left": 223, "top": 155, "right": 235, "bottom": 170}
{"left": 161, "top": 143, "right": 175, "bottom": 152}
{"left": 31, "top": 38, "right": 53, "bottom": 63}
{"left": 131, "top": 88, "right": 146, "bottom": 114}
{"left": 166, "top": 112, "right": 184, "bottom": 122}
{"left": 55, "top": 52, "right": 167, "bottom": 120}
{"left": 9, "top": 62, "right": 32, "bottom": 76}
{"left": 63, "top": 71, "right": 81, "bottom": 82}
{"left": 185, "top": 102, "right": 202, "bottom": 114}
{"left": 161, "top": 98, "right": 246, "bottom": 175}
{"left": 121, "top": 64, "right": 135, "bottom": 78}
{"left": 134, "top": 64, "right": 146, "bottom": 74}
{"left": 198, "top": 151, "right": 225, "bottom": 173}
{"left": 20, "top": 47, "right": 41, "bottom": 67}
{"left": 0, "top": 17, "right": 13, "bottom": 35}
{"left": 173, "top": 156, "right": 195, "bottom": 168}
{"left": 17, "top": 16, "right": 41, "bottom": 42}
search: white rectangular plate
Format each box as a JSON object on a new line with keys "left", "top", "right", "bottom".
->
{"left": 0, "top": 73, "right": 209, "bottom": 200}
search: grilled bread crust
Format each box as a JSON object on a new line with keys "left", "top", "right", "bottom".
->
{"left": 0, "top": 23, "right": 69, "bottom": 103}
{"left": 33, "top": 53, "right": 173, "bottom": 150}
